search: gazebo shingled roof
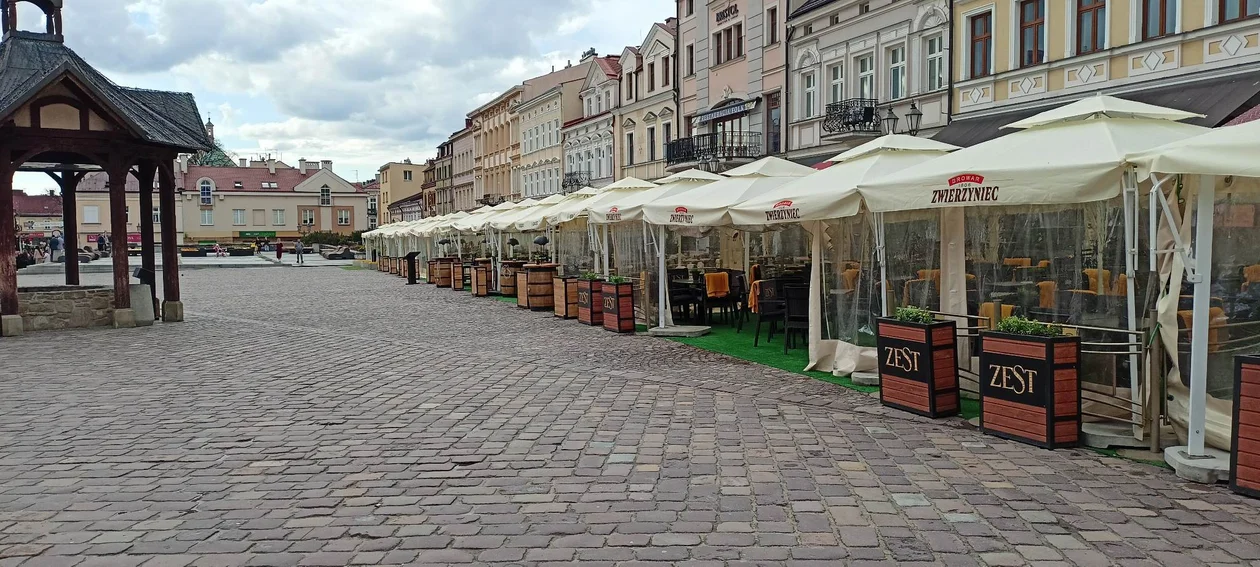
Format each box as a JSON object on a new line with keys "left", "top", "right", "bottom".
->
{"left": 0, "top": 0, "right": 213, "bottom": 336}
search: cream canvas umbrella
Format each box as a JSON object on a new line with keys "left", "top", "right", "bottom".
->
{"left": 858, "top": 95, "right": 1208, "bottom": 212}
{"left": 586, "top": 171, "right": 716, "bottom": 225}
{"left": 509, "top": 193, "right": 572, "bottom": 232}
{"left": 641, "top": 157, "right": 815, "bottom": 227}
{"left": 485, "top": 199, "right": 543, "bottom": 231}
{"left": 730, "top": 135, "right": 958, "bottom": 226}
{"left": 527, "top": 186, "right": 605, "bottom": 229}
{"left": 452, "top": 200, "right": 522, "bottom": 233}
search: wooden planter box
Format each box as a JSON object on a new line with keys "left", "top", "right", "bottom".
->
{"left": 501, "top": 260, "right": 526, "bottom": 298}
{"left": 520, "top": 264, "right": 557, "bottom": 311}
{"left": 876, "top": 318, "right": 960, "bottom": 418}
{"left": 379, "top": 257, "right": 389, "bottom": 271}
{"left": 554, "top": 277, "right": 579, "bottom": 319}
{"left": 434, "top": 259, "right": 453, "bottom": 288}
{"left": 1232, "top": 356, "right": 1260, "bottom": 498}
{"left": 577, "top": 279, "right": 604, "bottom": 326}
{"left": 427, "top": 260, "right": 439, "bottom": 284}
{"left": 451, "top": 262, "right": 466, "bottom": 291}
{"left": 180, "top": 249, "right": 206, "bottom": 258}
{"left": 602, "top": 282, "right": 635, "bottom": 333}
{"left": 473, "top": 266, "right": 491, "bottom": 297}
{"left": 389, "top": 258, "right": 399, "bottom": 274}
{"left": 979, "top": 332, "right": 1081, "bottom": 449}
{"left": 228, "top": 248, "right": 253, "bottom": 257}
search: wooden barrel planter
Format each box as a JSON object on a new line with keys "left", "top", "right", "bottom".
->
{"left": 434, "top": 259, "right": 453, "bottom": 288}
{"left": 979, "top": 332, "right": 1081, "bottom": 449}
{"left": 553, "top": 277, "right": 579, "bottom": 319}
{"left": 1232, "top": 356, "right": 1260, "bottom": 498}
{"left": 523, "top": 264, "right": 558, "bottom": 311}
{"left": 577, "top": 278, "right": 604, "bottom": 326}
{"left": 501, "top": 260, "right": 526, "bottom": 298}
{"left": 451, "top": 262, "right": 466, "bottom": 291}
{"left": 472, "top": 266, "right": 491, "bottom": 297}
{"left": 875, "top": 318, "right": 960, "bottom": 418}
{"left": 602, "top": 281, "right": 635, "bottom": 333}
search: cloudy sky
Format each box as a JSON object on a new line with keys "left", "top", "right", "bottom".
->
{"left": 15, "top": 0, "right": 675, "bottom": 190}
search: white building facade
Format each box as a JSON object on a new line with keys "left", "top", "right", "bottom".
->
{"left": 617, "top": 19, "right": 679, "bottom": 182}
{"left": 562, "top": 56, "right": 622, "bottom": 190}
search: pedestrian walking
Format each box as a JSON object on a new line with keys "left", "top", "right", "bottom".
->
{"left": 275, "top": 242, "right": 284, "bottom": 261}
{"left": 294, "top": 241, "right": 305, "bottom": 265}
{"left": 46, "top": 232, "right": 60, "bottom": 263}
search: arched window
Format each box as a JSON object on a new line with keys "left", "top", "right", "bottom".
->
{"left": 199, "top": 179, "right": 213, "bottom": 205}
{"left": 320, "top": 185, "right": 331, "bottom": 206}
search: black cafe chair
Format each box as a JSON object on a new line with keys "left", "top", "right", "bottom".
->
{"left": 783, "top": 285, "right": 810, "bottom": 354}
{"left": 754, "top": 280, "right": 785, "bottom": 347}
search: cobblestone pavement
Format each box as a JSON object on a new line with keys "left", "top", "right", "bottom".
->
{"left": 3, "top": 267, "right": 1260, "bottom": 567}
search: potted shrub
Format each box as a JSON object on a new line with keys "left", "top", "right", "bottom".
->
{"left": 577, "top": 272, "right": 605, "bottom": 326}
{"left": 979, "top": 316, "right": 1080, "bottom": 449}
{"left": 602, "top": 275, "right": 635, "bottom": 333}
{"left": 875, "top": 306, "right": 960, "bottom": 418}
{"left": 180, "top": 246, "right": 205, "bottom": 258}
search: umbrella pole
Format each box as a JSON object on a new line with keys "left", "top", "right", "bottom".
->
{"left": 1187, "top": 175, "right": 1216, "bottom": 457}
{"left": 875, "top": 212, "right": 889, "bottom": 317}
{"left": 657, "top": 224, "right": 667, "bottom": 329}
{"left": 1122, "top": 171, "right": 1142, "bottom": 436}
{"left": 602, "top": 224, "right": 611, "bottom": 277}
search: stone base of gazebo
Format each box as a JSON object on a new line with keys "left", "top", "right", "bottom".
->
{"left": 0, "top": 285, "right": 165, "bottom": 336}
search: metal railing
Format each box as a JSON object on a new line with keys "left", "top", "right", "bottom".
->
{"left": 563, "top": 171, "right": 592, "bottom": 190}
{"left": 665, "top": 131, "right": 763, "bottom": 166}
{"left": 822, "top": 98, "right": 881, "bottom": 135}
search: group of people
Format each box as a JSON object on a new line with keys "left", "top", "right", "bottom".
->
{"left": 251, "top": 238, "right": 306, "bottom": 264}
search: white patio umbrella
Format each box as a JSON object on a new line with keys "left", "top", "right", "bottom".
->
{"left": 1128, "top": 119, "right": 1260, "bottom": 462}
{"left": 509, "top": 193, "right": 570, "bottom": 232}
{"left": 586, "top": 171, "right": 716, "bottom": 225}
{"left": 641, "top": 157, "right": 816, "bottom": 227}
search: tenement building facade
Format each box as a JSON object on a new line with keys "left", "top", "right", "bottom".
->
{"left": 617, "top": 19, "right": 680, "bottom": 182}
{"left": 563, "top": 54, "right": 622, "bottom": 190}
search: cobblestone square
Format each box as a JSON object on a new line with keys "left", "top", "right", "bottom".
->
{"left": 2, "top": 267, "right": 1260, "bottom": 566}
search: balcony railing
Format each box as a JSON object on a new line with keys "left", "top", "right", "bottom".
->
{"left": 477, "top": 194, "right": 506, "bottom": 206}
{"left": 665, "top": 131, "right": 763, "bottom": 166}
{"left": 822, "top": 98, "right": 881, "bottom": 135}
{"left": 563, "top": 171, "right": 592, "bottom": 190}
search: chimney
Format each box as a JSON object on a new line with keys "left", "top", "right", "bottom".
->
{"left": 238, "top": 158, "right": 247, "bottom": 167}
{"left": 299, "top": 158, "right": 307, "bottom": 174}
{"left": 267, "top": 159, "right": 276, "bottom": 175}
{"left": 321, "top": 160, "right": 332, "bottom": 171}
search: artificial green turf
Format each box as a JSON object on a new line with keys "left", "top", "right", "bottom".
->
{"left": 340, "top": 265, "right": 366, "bottom": 271}
{"left": 666, "top": 319, "right": 981, "bottom": 420}
{"left": 494, "top": 295, "right": 518, "bottom": 304}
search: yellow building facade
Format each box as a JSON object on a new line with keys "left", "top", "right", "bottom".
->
{"left": 942, "top": 0, "right": 1260, "bottom": 142}
{"left": 377, "top": 160, "right": 425, "bottom": 223}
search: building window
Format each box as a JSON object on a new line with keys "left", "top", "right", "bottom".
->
{"left": 232, "top": 209, "right": 246, "bottom": 226}
{"left": 233, "top": 181, "right": 243, "bottom": 189}
{"left": 626, "top": 132, "right": 635, "bottom": 165}
{"left": 403, "top": 170, "right": 413, "bottom": 181}
{"left": 832, "top": 14, "right": 842, "bottom": 24}
{"left": 1020, "top": 0, "right": 1046, "bottom": 66}
{"left": 802, "top": 71, "right": 817, "bottom": 118}
{"left": 859, "top": 3, "right": 870, "bottom": 14}
{"left": 686, "top": 44, "right": 695, "bottom": 75}
{"left": 970, "top": 12, "right": 993, "bottom": 78}
{"left": 888, "top": 46, "right": 906, "bottom": 100}
{"left": 828, "top": 64, "right": 844, "bottom": 103}
{"left": 1143, "top": 0, "right": 1177, "bottom": 37}
{"left": 320, "top": 186, "right": 332, "bottom": 206}
{"left": 1077, "top": 0, "right": 1106, "bottom": 54}
{"left": 766, "top": 7, "right": 779, "bottom": 44}
{"left": 663, "top": 122, "right": 672, "bottom": 148}
{"left": 648, "top": 126, "right": 657, "bottom": 161}
{"left": 369, "top": 217, "right": 378, "bottom": 229}
{"left": 338, "top": 210, "right": 350, "bottom": 226}
{"left": 661, "top": 56, "right": 670, "bottom": 87}
{"left": 301, "top": 209, "right": 315, "bottom": 226}
{"left": 201, "top": 209, "right": 213, "bottom": 226}
{"left": 857, "top": 55, "right": 875, "bottom": 98}
{"left": 735, "top": 24, "right": 744, "bottom": 58}
{"left": 1220, "top": 0, "right": 1258, "bottom": 22}
{"left": 926, "top": 36, "right": 945, "bottom": 91}
{"left": 152, "top": 207, "right": 161, "bottom": 224}
{"left": 686, "top": 0, "right": 694, "bottom": 16}
{"left": 262, "top": 182, "right": 278, "bottom": 189}
{"left": 199, "top": 179, "right": 213, "bottom": 205}
{"left": 648, "top": 62, "right": 656, "bottom": 91}
{"left": 83, "top": 205, "right": 99, "bottom": 224}
{"left": 713, "top": 32, "right": 723, "bottom": 66}
{"left": 273, "top": 209, "right": 285, "bottom": 225}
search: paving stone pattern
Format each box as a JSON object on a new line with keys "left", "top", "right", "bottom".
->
{"left": 2, "top": 268, "right": 1260, "bottom": 566}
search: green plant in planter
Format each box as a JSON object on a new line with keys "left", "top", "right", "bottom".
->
{"left": 580, "top": 272, "right": 603, "bottom": 281}
{"left": 893, "top": 306, "right": 934, "bottom": 325}
{"left": 995, "top": 316, "right": 1064, "bottom": 337}
{"left": 607, "top": 275, "right": 629, "bottom": 284}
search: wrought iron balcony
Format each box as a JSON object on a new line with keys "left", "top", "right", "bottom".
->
{"left": 822, "top": 98, "right": 881, "bottom": 136}
{"left": 665, "top": 131, "right": 763, "bottom": 166}
{"left": 477, "top": 194, "right": 506, "bottom": 206}
{"left": 563, "top": 171, "right": 592, "bottom": 190}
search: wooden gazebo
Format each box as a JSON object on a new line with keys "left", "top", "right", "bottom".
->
{"left": 0, "top": 0, "right": 212, "bottom": 336}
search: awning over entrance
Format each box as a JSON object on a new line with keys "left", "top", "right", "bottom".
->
{"left": 934, "top": 73, "right": 1260, "bottom": 147}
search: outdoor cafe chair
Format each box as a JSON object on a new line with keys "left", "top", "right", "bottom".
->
{"left": 782, "top": 285, "right": 810, "bottom": 354}
{"left": 753, "top": 280, "right": 786, "bottom": 347}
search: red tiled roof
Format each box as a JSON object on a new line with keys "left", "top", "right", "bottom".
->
{"left": 80, "top": 161, "right": 360, "bottom": 193}
{"left": 1228, "top": 105, "right": 1260, "bottom": 126}
{"left": 563, "top": 110, "right": 612, "bottom": 129}
{"left": 594, "top": 56, "right": 622, "bottom": 79}
{"left": 14, "top": 190, "right": 62, "bottom": 217}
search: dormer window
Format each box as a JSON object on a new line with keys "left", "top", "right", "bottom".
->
{"left": 233, "top": 181, "right": 243, "bottom": 189}
{"left": 320, "top": 185, "right": 332, "bottom": 206}
{"left": 261, "top": 181, "right": 278, "bottom": 189}
{"left": 199, "top": 179, "right": 213, "bottom": 205}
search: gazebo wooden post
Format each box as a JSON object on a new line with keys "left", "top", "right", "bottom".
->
{"left": 136, "top": 161, "right": 157, "bottom": 315}
{"left": 158, "top": 160, "right": 182, "bottom": 322}
{"left": 107, "top": 159, "right": 134, "bottom": 327}
{"left": 52, "top": 171, "right": 85, "bottom": 286}
{"left": 0, "top": 146, "right": 20, "bottom": 336}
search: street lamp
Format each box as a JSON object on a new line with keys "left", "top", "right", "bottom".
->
{"left": 881, "top": 102, "right": 924, "bottom": 136}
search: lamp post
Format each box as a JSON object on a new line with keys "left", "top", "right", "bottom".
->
{"left": 880, "top": 102, "right": 924, "bottom": 136}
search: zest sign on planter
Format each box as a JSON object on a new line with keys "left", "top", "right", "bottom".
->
{"left": 876, "top": 318, "right": 960, "bottom": 418}
{"left": 1231, "top": 356, "right": 1260, "bottom": 498}
{"left": 978, "top": 332, "right": 1081, "bottom": 449}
